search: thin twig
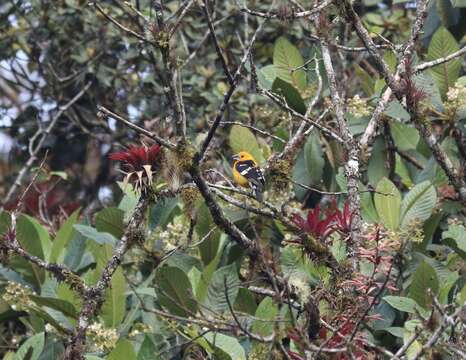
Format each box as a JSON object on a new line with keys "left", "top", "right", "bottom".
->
{"left": 98, "top": 106, "right": 176, "bottom": 150}
{"left": 415, "top": 46, "right": 466, "bottom": 72}
{"left": 202, "top": 0, "right": 234, "bottom": 85}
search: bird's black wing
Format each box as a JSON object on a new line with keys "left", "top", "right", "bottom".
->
{"left": 235, "top": 160, "right": 265, "bottom": 200}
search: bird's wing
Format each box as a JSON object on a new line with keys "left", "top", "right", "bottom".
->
{"left": 235, "top": 161, "right": 265, "bottom": 185}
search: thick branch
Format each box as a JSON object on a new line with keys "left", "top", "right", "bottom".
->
{"left": 64, "top": 194, "right": 153, "bottom": 359}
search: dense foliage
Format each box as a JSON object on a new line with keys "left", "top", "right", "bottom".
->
{"left": 0, "top": 0, "right": 465, "bottom": 359}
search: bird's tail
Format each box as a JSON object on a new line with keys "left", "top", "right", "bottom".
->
{"left": 251, "top": 183, "right": 263, "bottom": 202}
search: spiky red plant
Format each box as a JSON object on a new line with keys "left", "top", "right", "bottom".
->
{"left": 292, "top": 205, "right": 336, "bottom": 241}
{"left": 109, "top": 144, "right": 162, "bottom": 191}
{"left": 332, "top": 201, "right": 352, "bottom": 235}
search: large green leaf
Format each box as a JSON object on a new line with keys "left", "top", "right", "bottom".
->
{"left": 368, "top": 137, "right": 389, "bottom": 185}
{"left": 204, "top": 264, "right": 240, "bottom": 314}
{"left": 400, "top": 181, "right": 437, "bottom": 229}
{"left": 233, "top": 288, "right": 257, "bottom": 315}
{"left": 292, "top": 151, "right": 312, "bottom": 200}
{"left": 252, "top": 297, "right": 278, "bottom": 336}
{"left": 0, "top": 210, "right": 11, "bottom": 235}
{"left": 155, "top": 266, "right": 198, "bottom": 317}
{"left": 108, "top": 339, "right": 136, "bottom": 360}
{"left": 271, "top": 78, "right": 306, "bottom": 115}
{"left": 137, "top": 336, "right": 156, "bottom": 360}
{"left": 14, "top": 332, "right": 44, "bottom": 360}
{"left": 196, "top": 202, "right": 221, "bottom": 265}
{"left": 49, "top": 209, "right": 80, "bottom": 263}
{"left": 383, "top": 296, "right": 418, "bottom": 313}
{"left": 204, "top": 333, "right": 246, "bottom": 360}
{"left": 442, "top": 224, "right": 466, "bottom": 258}
{"left": 427, "top": 27, "right": 461, "bottom": 96}
{"left": 257, "top": 64, "right": 278, "bottom": 90}
{"left": 37, "top": 337, "right": 64, "bottom": 360}
{"left": 229, "top": 124, "right": 264, "bottom": 164}
{"left": 95, "top": 207, "right": 124, "bottom": 238}
{"left": 73, "top": 224, "right": 117, "bottom": 245}
{"left": 29, "top": 295, "right": 78, "bottom": 319}
{"left": 273, "top": 37, "right": 306, "bottom": 92}
{"left": 390, "top": 121, "right": 419, "bottom": 151}
{"left": 16, "top": 214, "right": 51, "bottom": 260}
{"left": 304, "top": 129, "right": 324, "bottom": 186}
{"left": 374, "top": 177, "right": 401, "bottom": 230}
{"left": 409, "top": 261, "right": 439, "bottom": 308}
{"left": 101, "top": 267, "right": 126, "bottom": 327}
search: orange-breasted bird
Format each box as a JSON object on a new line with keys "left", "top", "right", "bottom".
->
{"left": 232, "top": 151, "right": 265, "bottom": 201}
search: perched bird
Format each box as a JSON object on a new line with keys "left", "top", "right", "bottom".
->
{"left": 232, "top": 151, "right": 265, "bottom": 201}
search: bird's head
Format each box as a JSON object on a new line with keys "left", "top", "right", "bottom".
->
{"left": 232, "top": 151, "right": 255, "bottom": 162}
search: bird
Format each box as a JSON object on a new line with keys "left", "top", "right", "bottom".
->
{"left": 231, "top": 151, "right": 265, "bottom": 201}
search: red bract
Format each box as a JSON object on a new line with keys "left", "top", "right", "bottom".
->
{"left": 293, "top": 205, "right": 336, "bottom": 241}
{"left": 109, "top": 144, "right": 161, "bottom": 172}
{"left": 109, "top": 144, "right": 162, "bottom": 190}
{"left": 333, "top": 201, "right": 352, "bottom": 235}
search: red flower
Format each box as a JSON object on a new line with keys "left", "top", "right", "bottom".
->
{"left": 109, "top": 144, "right": 162, "bottom": 190}
{"left": 293, "top": 205, "right": 336, "bottom": 241}
{"left": 333, "top": 201, "right": 352, "bottom": 235}
{"left": 109, "top": 144, "right": 161, "bottom": 171}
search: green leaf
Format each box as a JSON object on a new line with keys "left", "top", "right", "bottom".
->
{"left": 354, "top": 64, "right": 375, "bottom": 96}
{"left": 400, "top": 181, "right": 437, "bottom": 230}
{"left": 95, "top": 207, "right": 124, "bottom": 238}
{"left": 204, "top": 264, "right": 240, "bottom": 313}
{"left": 0, "top": 210, "right": 11, "bottom": 236}
{"left": 383, "top": 296, "right": 418, "bottom": 313}
{"left": 137, "top": 335, "right": 156, "bottom": 360}
{"left": 14, "top": 332, "right": 44, "bottom": 360}
{"left": 257, "top": 65, "right": 278, "bottom": 90}
{"left": 101, "top": 267, "right": 126, "bottom": 327}
{"left": 374, "top": 177, "right": 401, "bottom": 230}
{"left": 427, "top": 27, "right": 461, "bottom": 96}
{"left": 361, "top": 190, "right": 379, "bottom": 223}
{"left": 384, "top": 100, "right": 410, "bottom": 121}
{"left": 234, "top": 288, "right": 257, "bottom": 315}
{"left": 331, "top": 238, "right": 347, "bottom": 263}
{"left": 292, "top": 150, "right": 312, "bottom": 200}
{"left": 50, "top": 209, "right": 80, "bottom": 263}
{"left": 443, "top": 224, "right": 466, "bottom": 255}
{"left": 203, "top": 333, "right": 246, "bottom": 360}
{"left": 385, "top": 327, "right": 404, "bottom": 338}
{"left": 252, "top": 297, "right": 278, "bottom": 336}
{"left": 155, "top": 266, "right": 198, "bottom": 317}
{"left": 149, "top": 196, "right": 179, "bottom": 230}
{"left": 368, "top": 137, "right": 390, "bottom": 185}
{"left": 37, "top": 337, "right": 64, "bottom": 360}
{"left": 395, "top": 154, "right": 413, "bottom": 188}
{"left": 273, "top": 37, "right": 306, "bottom": 92}
{"left": 29, "top": 295, "right": 78, "bottom": 319}
{"left": 390, "top": 122, "right": 419, "bottom": 151}
{"left": 409, "top": 261, "right": 439, "bottom": 308}
{"left": 404, "top": 330, "right": 422, "bottom": 360}
{"left": 304, "top": 130, "right": 324, "bottom": 186}
{"left": 196, "top": 203, "right": 221, "bottom": 265}
{"left": 272, "top": 77, "right": 306, "bottom": 115}
{"left": 73, "top": 224, "right": 117, "bottom": 245}
{"left": 229, "top": 124, "right": 264, "bottom": 165}
{"left": 108, "top": 339, "right": 136, "bottom": 360}
{"left": 16, "top": 214, "right": 51, "bottom": 260}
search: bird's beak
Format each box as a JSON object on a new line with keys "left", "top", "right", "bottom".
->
{"left": 232, "top": 154, "right": 240, "bottom": 161}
